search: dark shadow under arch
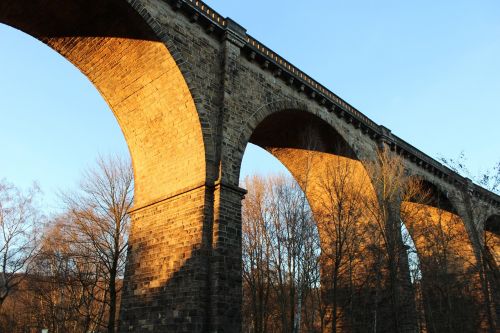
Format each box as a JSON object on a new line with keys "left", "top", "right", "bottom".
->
{"left": 250, "top": 110, "right": 357, "bottom": 160}
{"left": 406, "top": 177, "right": 457, "bottom": 214}
{"left": 1, "top": 0, "right": 157, "bottom": 40}
{"left": 485, "top": 215, "right": 500, "bottom": 235}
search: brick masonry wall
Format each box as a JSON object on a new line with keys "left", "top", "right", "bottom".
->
{"left": 120, "top": 185, "right": 212, "bottom": 332}
{"left": 1, "top": 0, "right": 498, "bottom": 331}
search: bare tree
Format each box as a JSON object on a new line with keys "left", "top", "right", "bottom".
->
{"left": 441, "top": 152, "right": 500, "bottom": 195}
{"left": 242, "top": 175, "right": 273, "bottom": 333}
{"left": 61, "top": 155, "right": 133, "bottom": 333}
{"left": 403, "top": 195, "right": 485, "bottom": 332}
{"left": 313, "top": 156, "right": 371, "bottom": 333}
{"left": 441, "top": 152, "right": 499, "bottom": 332}
{"left": 0, "top": 179, "right": 42, "bottom": 310}
{"left": 25, "top": 217, "right": 108, "bottom": 333}
{"left": 361, "top": 150, "right": 415, "bottom": 332}
{"left": 242, "top": 174, "right": 320, "bottom": 333}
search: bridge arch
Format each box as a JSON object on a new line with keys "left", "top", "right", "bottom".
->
{"left": 484, "top": 214, "right": 500, "bottom": 265}
{"left": 0, "top": 0, "right": 212, "bottom": 208}
{"left": 243, "top": 106, "right": 375, "bottom": 231}
{"left": 401, "top": 176, "right": 483, "bottom": 259}
{"left": 238, "top": 103, "right": 388, "bottom": 331}
{"left": 483, "top": 214, "right": 500, "bottom": 328}
{"left": 485, "top": 214, "right": 500, "bottom": 234}
{"left": 236, "top": 101, "right": 379, "bottom": 219}
{"left": 1, "top": 1, "right": 220, "bottom": 331}
{"left": 401, "top": 177, "right": 484, "bottom": 331}
{"left": 236, "top": 99, "right": 377, "bottom": 180}
{"left": 3, "top": 0, "right": 496, "bottom": 331}
{"left": 404, "top": 177, "right": 458, "bottom": 213}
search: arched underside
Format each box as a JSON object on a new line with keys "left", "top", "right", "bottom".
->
{"left": 1, "top": 3, "right": 216, "bottom": 331}
{"left": 401, "top": 202, "right": 476, "bottom": 271}
{"left": 249, "top": 110, "right": 375, "bottom": 228}
{"left": 0, "top": 0, "right": 207, "bottom": 208}
{"left": 405, "top": 178, "right": 457, "bottom": 214}
{"left": 249, "top": 110, "right": 389, "bottom": 331}
{"left": 485, "top": 215, "right": 500, "bottom": 235}
{"left": 401, "top": 199, "right": 484, "bottom": 331}
{"left": 249, "top": 109, "right": 376, "bottom": 255}
{"left": 485, "top": 215, "right": 500, "bottom": 266}
{"left": 401, "top": 178, "right": 477, "bottom": 272}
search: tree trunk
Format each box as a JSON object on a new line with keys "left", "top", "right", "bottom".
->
{"left": 108, "top": 266, "right": 117, "bottom": 333}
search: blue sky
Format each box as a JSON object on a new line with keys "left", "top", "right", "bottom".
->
{"left": 0, "top": 0, "right": 499, "bottom": 211}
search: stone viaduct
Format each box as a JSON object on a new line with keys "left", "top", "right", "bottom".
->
{"left": 1, "top": 0, "right": 499, "bottom": 332}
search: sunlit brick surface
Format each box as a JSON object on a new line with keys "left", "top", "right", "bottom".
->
{"left": 1, "top": 0, "right": 498, "bottom": 331}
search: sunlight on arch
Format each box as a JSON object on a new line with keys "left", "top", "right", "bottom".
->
{"left": 0, "top": 24, "right": 129, "bottom": 212}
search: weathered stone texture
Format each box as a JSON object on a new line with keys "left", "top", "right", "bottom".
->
{"left": 120, "top": 185, "right": 211, "bottom": 332}
{"left": 1, "top": 0, "right": 498, "bottom": 331}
